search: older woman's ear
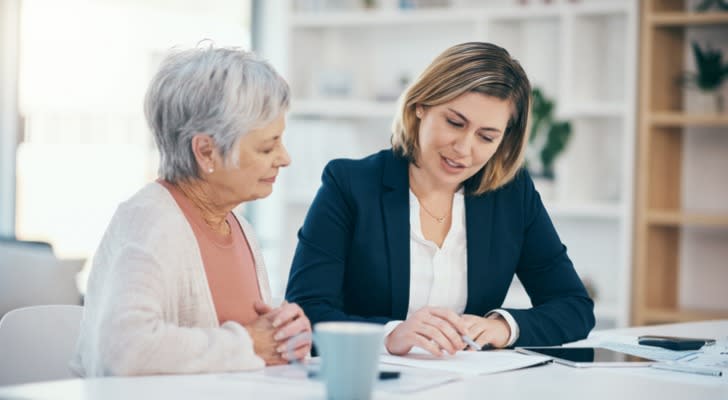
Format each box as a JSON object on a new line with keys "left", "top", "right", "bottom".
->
{"left": 190, "top": 134, "right": 218, "bottom": 174}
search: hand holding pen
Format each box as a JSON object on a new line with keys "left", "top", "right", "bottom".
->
{"left": 385, "top": 306, "right": 469, "bottom": 357}
{"left": 462, "top": 334, "right": 493, "bottom": 351}
{"left": 461, "top": 313, "right": 511, "bottom": 349}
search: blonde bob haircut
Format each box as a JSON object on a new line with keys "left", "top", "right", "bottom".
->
{"left": 391, "top": 42, "right": 531, "bottom": 195}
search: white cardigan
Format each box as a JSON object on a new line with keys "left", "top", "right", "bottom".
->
{"left": 71, "top": 182, "right": 272, "bottom": 377}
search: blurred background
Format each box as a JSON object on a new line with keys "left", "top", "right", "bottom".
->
{"left": 1, "top": 0, "right": 727, "bottom": 329}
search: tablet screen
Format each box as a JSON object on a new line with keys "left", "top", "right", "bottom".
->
{"left": 520, "top": 347, "right": 654, "bottom": 364}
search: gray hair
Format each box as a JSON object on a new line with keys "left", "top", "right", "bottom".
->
{"left": 144, "top": 46, "right": 290, "bottom": 183}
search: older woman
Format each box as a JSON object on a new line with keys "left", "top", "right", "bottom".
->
{"left": 286, "top": 42, "right": 594, "bottom": 356}
{"left": 72, "top": 47, "right": 311, "bottom": 376}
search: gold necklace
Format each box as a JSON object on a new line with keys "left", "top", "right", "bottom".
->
{"left": 408, "top": 168, "right": 452, "bottom": 224}
{"left": 419, "top": 201, "right": 449, "bottom": 224}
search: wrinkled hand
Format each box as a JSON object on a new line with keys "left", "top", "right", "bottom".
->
{"left": 386, "top": 307, "right": 467, "bottom": 357}
{"left": 250, "top": 300, "right": 312, "bottom": 364}
{"left": 245, "top": 303, "right": 284, "bottom": 366}
{"left": 270, "top": 301, "right": 312, "bottom": 362}
{"left": 462, "top": 314, "right": 510, "bottom": 349}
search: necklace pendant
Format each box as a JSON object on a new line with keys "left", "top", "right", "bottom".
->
{"left": 436, "top": 217, "right": 445, "bottom": 223}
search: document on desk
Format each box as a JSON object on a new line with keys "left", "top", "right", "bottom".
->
{"left": 593, "top": 334, "right": 728, "bottom": 380}
{"left": 380, "top": 348, "right": 552, "bottom": 376}
{"left": 228, "top": 362, "right": 462, "bottom": 394}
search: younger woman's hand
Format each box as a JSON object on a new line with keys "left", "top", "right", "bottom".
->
{"left": 385, "top": 307, "right": 467, "bottom": 356}
{"left": 461, "top": 314, "right": 510, "bottom": 349}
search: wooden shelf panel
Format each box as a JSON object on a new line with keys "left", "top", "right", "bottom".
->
{"left": 641, "top": 308, "right": 728, "bottom": 324}
{"left": 649, "top": 12, "right": 728, "bottom": 27}
{"left": 650, "top": 112, "right": 728, "bottom": 127}
{"left": 647, "top": 211, "right": 728, "bottom": 227}
{"left": 633, "top": 1, "right": 728, "bottom": 327}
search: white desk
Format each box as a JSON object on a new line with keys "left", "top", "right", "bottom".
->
{"left": 1, "top": 321, "right": 726, "bottom": 400}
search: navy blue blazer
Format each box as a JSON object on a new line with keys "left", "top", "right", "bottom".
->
{"left": 285, "top": 149, "right": 595, "bottom": 346}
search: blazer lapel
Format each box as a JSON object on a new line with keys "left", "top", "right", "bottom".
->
{"left": 381, "top": 151, "right": 411, "bottom": 320}
{"left": 464, "top": 192, "right": 495, "bottom": 315}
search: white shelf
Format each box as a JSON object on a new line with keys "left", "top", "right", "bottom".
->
{"left": 559, "top": 102, "right": 626, "bottom": 119}
{"left": 545, "top": 202, "right": 623, "bottom": 219}
{"left": 291, "top": 6, "right": 555, "bottom": 28}
{"left": 291, "top": 8, "right": 474, "bottom": 27}
{"left": 291, "top": 2, "right": 630, "bottom": 28}
{"left": 504, "top": 285, "right": 619, "bottom": 321}
{"left": 269, "top": 0, "right": 638, "bottom": 329}
{"left": 290, "top": 99, "right": 395, "bottom": 118}
{"left": 568, "top": 1, "right": 631, "bottom": 17}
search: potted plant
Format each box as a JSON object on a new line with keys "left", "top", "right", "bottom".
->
{"left": 695, "top": 0, "right": 728, "bottom": 11}
{"left": 526, "top": 88, "right": 572, "bottom": 199}
{"left": 680, "top": 41, "right": 728, "bottom": 113}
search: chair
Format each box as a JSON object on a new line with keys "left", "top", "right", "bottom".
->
{"left": 0, "top": 236, "right": 54, "bottom": 252}
{"left": 0, "top": 304, "right": 83, "bottom": 386}
{"left": 0, "top": 239, "right": 84, "bottom": 317}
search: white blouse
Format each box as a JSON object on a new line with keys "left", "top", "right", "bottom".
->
{"left": 407, "top": 189, "right": 469, "bottom": 315}
{"left": 383, "top": 190, "right": 519, "bottom": 349}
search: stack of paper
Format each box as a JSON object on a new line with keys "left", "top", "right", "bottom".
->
{"left": 379, "top": 348, "right": 552, "bottom": 376}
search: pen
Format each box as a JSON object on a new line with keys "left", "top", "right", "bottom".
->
{"left": 650, "top": 362, "right": 723, "bottom": 377}
{"left": 462, "top": 335, "right": 482, "bottom": 351}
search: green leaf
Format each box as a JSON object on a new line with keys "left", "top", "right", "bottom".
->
{"left": 691, "top": 41, "right": 727, "bottom": 90}
{"left": 540, "top": 121, "right": 572, "bottom": 179}
{"left": 695, "top": 0, "right": 712, "bottom": 11}
{"left": 527, "top": 87, "right": 573, "bottom": 179}
{"left": 529, "top": 88, "right": 554, "bottom": 144}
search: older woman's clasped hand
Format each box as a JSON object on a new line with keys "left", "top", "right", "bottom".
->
{"left": 245, "top": 301, "right": 312, "bottom": 365}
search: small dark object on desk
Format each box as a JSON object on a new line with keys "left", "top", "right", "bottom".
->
{"left": 638, "top": 335, "right": 716, "bottom": 351}
{"left": 307, "top": 370, "right": 400, "bottom": 380}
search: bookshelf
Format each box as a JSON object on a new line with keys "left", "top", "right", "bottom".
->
{"left": 259, "top": 0, "right": 638, "bottom": 328}
{"left": 632, "top": 0, "right": 728, "bottom": 326}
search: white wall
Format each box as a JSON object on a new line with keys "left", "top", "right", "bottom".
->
{"left": 19, "top": 0, "right": 250, "bottom": 115}
{"left": 0, "top": 0, "right": 20, "bottom": 237}
{"left": 15, "top": 0, "right": 250, "bottom": 261}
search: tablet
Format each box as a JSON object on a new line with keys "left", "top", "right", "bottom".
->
{"left": 515, "top": 347, "right": 656, "bottom": 368}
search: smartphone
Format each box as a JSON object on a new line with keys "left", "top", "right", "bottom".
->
{"left": 637, "top": 335, "right": 716, "bottom": 351}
